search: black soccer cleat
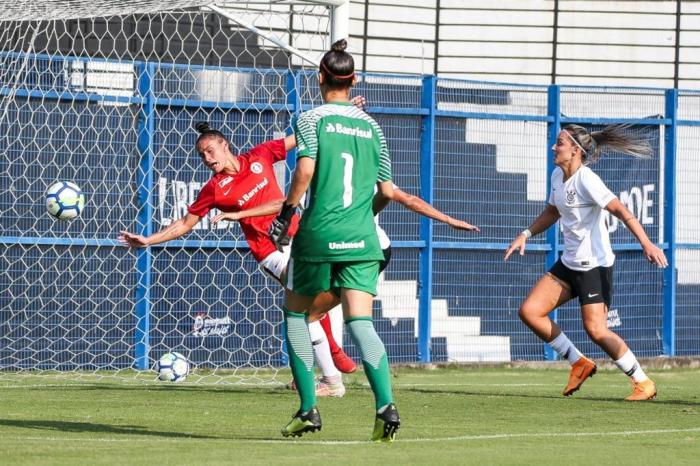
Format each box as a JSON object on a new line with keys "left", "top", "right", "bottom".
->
{"left": 281, "top": 407, "right": 322, "bottom": 438}
{"left": 371, "top": 403, "right": 400, "bottom": 442}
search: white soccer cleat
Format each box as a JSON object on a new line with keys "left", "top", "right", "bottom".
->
{"left": 316, "top": 376, "right": 346, "bottom": 397}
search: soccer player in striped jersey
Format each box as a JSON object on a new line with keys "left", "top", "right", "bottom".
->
{"left": 504, "top": 124, "right": 667, "bottom": 401}
{"left": 269, "top": 39, "right": 400, "bottom": 441}
{"left": 219, "top": 183, "right": 479, "bottom": 395}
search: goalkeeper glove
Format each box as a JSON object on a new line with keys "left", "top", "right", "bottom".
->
{"left": 269, "top": 203, "right": 296, "bottom": 251}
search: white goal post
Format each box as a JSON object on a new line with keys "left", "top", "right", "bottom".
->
{"left": 0, "top": 0, "right": 349, "bottom": 384}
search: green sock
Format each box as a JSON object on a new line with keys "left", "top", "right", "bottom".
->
{"left": 283, "top": 308, "right": 316, "bottom": 412}
{"left": 346, "top": 317, "right": 393, "bottom": 410}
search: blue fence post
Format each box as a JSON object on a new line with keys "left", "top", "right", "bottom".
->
{"left": 417, "top": 75, "right": 436, "bottom": 363}
{"left": 662, "top": 89, "right": 678, "bottom": 356}
{"left": 134, "top": 62, "right": 156, "bottom": 370}
{"left": 277, "top": 69, "right": 302, "bottom": 367}
{"left": 286, "top": 70, "right": 301, "bottom": 173}
{"left": 543, "top": 84, "right": 561, "bottom": 361}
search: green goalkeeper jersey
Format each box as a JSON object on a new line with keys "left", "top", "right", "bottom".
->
{"left": 291, "top": 101, "right": 392, "bottom": 262}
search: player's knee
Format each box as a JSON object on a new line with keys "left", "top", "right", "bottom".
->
{"left": 583, "top": 322, "right": 609, "bottom": 343}
{"left": 518, "top": 303, "right": 536, "bottom": 323}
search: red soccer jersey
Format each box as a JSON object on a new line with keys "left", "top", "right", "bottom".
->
{"left": 188, "top": 139, "right": 299, "bottom": 262}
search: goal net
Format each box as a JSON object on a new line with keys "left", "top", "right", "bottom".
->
{"left": 0, "top": 0, "right": 340, "bottom": 384}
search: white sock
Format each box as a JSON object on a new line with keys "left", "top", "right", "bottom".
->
{"left": 308, "top": 320, "right": 340, "bottom": 379}
{"left": 614, "top": 349, "right": 649, "bottom": 382}
{"left": 548, "top": 332, "right": 582, "bottom": 364}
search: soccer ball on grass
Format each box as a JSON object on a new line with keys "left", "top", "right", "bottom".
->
{"left": 156, "top": 352, "right": 190, "bottom": 382}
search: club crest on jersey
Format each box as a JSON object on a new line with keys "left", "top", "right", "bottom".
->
{"left": 250, "top": 162, "right": 263, "bottom": 174}
{"left": 566, "top": 189, "right": 576, "bottom": 205}
{"left": 218, "top": 176, "right": 233, "bottom": 188}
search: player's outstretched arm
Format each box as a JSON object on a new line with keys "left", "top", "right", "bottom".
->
{"left": 605, "top": 198, "right": 668, "bottom": 268}
{"left": 118, "top": 213, "right": 200, "bottom": 248}
{"left": 211, "top": 199, "right": 284, "bottom": 225}
{"left": 504, "top": 204, "right": 560, "bottom": 261}
{"left": 391, "top": 187, "right": 479, "bottom": 232}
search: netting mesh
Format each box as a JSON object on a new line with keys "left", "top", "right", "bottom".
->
{"left": 0, "top": 1, "right": 332, "bottom": 383}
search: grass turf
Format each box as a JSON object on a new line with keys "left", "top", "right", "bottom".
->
{"left": 0, "top": 367, "right": 698, "bottom": 465}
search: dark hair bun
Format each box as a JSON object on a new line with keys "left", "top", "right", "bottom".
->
{"left": 331, "top": 39, "right": 347, "bottom": 53}
{"left": 195, "top": 122, "right": 211, "bottom": 133}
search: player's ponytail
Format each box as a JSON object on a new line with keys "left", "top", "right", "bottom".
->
{"left": 194, "top": 121, "right": 228, "bottom": 146}
{"left": 319, "top": 38, "right": 355, "bottom": 90}
{"left": 563, "top": 124, "right": 652, "bottom": 165}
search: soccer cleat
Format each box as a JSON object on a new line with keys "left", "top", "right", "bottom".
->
{"left": 563, "top": 356, "right": 597, "bottom": 396}
{"left": 315, "top": 377, "right": 346, "bottom": 397}
{"left": 281, "top": 407, "right": 322, "bottom": 438}
{"left": 287, "top": 377, "right": 346, "bottom": 397}
{"left": 371, "top": 403, "right": 400, "bottom": 443}
{"left": 625, "top": 379, "right": 657, "bottom": 401}
{"left": 331, "top": 347, "right": 357, "bottom": 373}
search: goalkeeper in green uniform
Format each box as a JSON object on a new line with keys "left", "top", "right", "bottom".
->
{"left": 270, "top": 38, "right": 399, "bottom": 442}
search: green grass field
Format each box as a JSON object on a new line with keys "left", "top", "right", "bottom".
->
{"left": 1, "top": 366, "right": 698, "bottom": 465}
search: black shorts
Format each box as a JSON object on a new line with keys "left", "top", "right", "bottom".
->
{"left": 379, "top": 246, "right": 392, "bottom": 273}
{"left": 548, "top": 259, "right": 613, "bottom": 307}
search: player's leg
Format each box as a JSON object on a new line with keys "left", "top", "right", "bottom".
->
{"left": 336, "top": 261, "right": 399, "bottom": 442}
{"left": 264, "top": 249, "right": 346, "bottom": 394}
{"left": 309, "top": 292, "right": 357, "bottom": 373}
{"left": 578, "top": 267, "right": 655, "bottom": 401}
{"left": 279, "top": 259, "right": 329, "bottom": 437}
{"left": 519, "top": 262, "right": 595, "bottom": 396}
{"left": 309, "top": 247, "right": 392, "bottom": 375}
{"left": 307, "top": 314, "right": 345, "bottom": 397}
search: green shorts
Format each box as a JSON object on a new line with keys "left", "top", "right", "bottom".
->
{"left": 285, "top": 258, "right": 380, "bottom": 297}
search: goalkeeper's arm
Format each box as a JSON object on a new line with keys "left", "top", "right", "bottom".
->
{"left": 269, "top": 158, "right": 314, "bottom": 249}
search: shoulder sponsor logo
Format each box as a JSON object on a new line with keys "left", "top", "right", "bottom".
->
{"left": 192, "top": 312, "right": 233, "bottom": 337}
{"left": 250, "top": 162, "right": 263, "bottom": 174}
{"left": 587, "top": 292, "right": 598, "bottom": 298}
{"left": 237, "top": 177, "right": 269, "bottom": 207}
{"left": 218, "top": 176, "right": 233, "bottom": 188}
{"left": 328, "top": 240, "right": 366, "bottom": 250}
{"left": 325, "top": 122, "right": 372, "bottom": 139}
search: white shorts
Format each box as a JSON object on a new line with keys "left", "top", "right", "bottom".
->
{"left": 259, "top": 245, "right": 291, "bottom": 284}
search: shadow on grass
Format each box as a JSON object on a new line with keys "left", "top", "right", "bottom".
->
{"left": 399, "top": 386, "right": 700, "bottom": 407}
{"left": 27, "top": 383, "right": 290, "bottom": 397}
{"left": 0, "top": 419, "right": 222, "bottom": 439}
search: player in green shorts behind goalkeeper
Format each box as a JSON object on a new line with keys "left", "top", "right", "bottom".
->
{"left": 270, "top": 38, "right": 399, "bottom": 442}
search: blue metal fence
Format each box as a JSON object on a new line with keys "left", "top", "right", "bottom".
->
{"left": 1, "top": 52, "right": 698, "bottom": 371}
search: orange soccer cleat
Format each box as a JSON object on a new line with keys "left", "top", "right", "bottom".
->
{"left": 625, "top": 379, "right": 657, "bottom": 401}
{"left": 563, "top": 356, "right": 597, "bottom": 396}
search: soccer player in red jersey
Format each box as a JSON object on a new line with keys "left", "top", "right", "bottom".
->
{"left": 118, "top": 122, "right": 354, "bottom": 394}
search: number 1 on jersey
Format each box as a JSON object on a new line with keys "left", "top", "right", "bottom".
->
{"left": 341, "top": 152, "right": 353, "bottom": 208}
